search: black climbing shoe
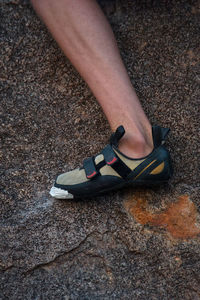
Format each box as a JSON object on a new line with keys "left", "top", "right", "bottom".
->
{"left": 50, "top": 125, "right": 173, "bottom": 199}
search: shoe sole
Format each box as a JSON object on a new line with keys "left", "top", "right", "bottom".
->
{"left": 49, "top": 178, "right": 169, "bottom": 200}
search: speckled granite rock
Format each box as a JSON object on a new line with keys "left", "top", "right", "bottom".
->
{"left": 0, "top": 0, "right": 199, "bottom": 299}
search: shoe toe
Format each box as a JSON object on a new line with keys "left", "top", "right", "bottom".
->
{"left": 49, "top": 186, "right": 74, "bottom": 199}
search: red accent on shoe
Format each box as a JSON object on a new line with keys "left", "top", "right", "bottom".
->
{"left": 107, "top": 157, "right": 117, "bottom": 165}
{"left": 87, "top": 171, "right": 97, "bottom": 178}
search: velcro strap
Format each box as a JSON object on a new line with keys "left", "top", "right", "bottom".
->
{"left": 102, "top": 145, "right": 118, "bottom": 165}
{"left": 83, "top": 157, "right": 98, "bottom": 179}
{"left": 102, "top": 145, "right": 131, "bottom": 179}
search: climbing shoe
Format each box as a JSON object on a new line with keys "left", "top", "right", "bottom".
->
{"left": 50, "top": 125, "right": 173, "bottom": 199}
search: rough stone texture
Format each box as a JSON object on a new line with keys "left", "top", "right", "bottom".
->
{"left": 0, "top": 0, "right": 199, "bottom": 299}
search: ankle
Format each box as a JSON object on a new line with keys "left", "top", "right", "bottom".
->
{"left": 118, "top": 130, "right": 153, "bottom": 159}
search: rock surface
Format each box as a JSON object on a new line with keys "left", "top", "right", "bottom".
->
{"left": 0, "top": 0, "right": 199, "bottom": 299}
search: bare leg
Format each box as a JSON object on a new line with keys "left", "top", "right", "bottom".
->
{"left": 31, "top": 0, "right": 153, "bottom": 158}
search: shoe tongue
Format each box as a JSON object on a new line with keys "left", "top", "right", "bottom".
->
{"left": 110, "top": 125, "right": 125, "bottom": 147}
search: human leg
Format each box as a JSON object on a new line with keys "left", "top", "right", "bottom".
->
{"left": 31, "top": 0, "right": 153, "bottom": 158}
{"left": 31, "top": 0, "right": 172, "bottom": 199}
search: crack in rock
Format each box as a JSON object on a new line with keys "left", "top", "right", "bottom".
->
{"left": 24, "top": 230, "right": 108, "bottom": 274}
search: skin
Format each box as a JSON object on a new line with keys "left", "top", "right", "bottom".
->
{"left": 31, "top": 0, "right": 153, "bottom": 158}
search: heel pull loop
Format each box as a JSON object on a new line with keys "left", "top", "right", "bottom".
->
{"left": 110, "top": 125, "right": 125, "bottom": 147}
{"left": 161, "top": 127, "right": 170, "bottom": 141}
{"left": 152, "top": 126, "right": 170, "bottom": 147}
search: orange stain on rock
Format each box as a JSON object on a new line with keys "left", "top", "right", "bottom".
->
{"left": 125, "top": 194, "right": 200, "bottom": 239}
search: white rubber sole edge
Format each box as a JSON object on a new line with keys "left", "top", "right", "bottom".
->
{"left": 49, "top": 186, "right": 74, "bottom": 199}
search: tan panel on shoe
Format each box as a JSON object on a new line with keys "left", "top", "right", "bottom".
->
{"left": 56, "top": 168, "right": 89, "bottom": 185}
{"left": 56, "top": 154, "right": 104, "bottom": 186}
{"left": 95, "top": 154, "right": 104, "bottom": 164}
{"left": 100, "top": 165, "right": 121, "bottom": 177}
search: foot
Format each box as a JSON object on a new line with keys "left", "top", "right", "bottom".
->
{"left": 118, "top": 127, "right": 153, "bottom": 159}
{"left": 50, "top": 125, "right": 173, "bottom": 199}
